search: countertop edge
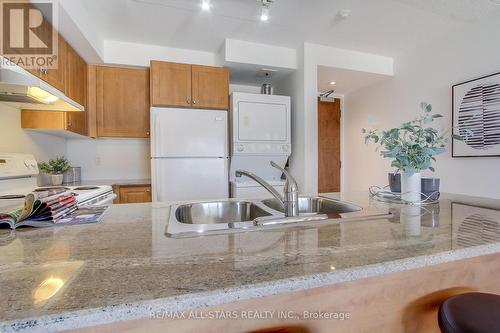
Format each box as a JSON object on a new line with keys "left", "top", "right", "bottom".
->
{"left": 3, "top": 242, "right": 500, "bottom": 333}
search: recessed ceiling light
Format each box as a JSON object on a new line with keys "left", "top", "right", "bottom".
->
{"left": 339, "top": 9, "right": 351, "bottom": 18}
{"left": 201, "top": 0, "right": 211, "bottom": 11}
{"left": 329, "top": 81, "right": 336, "bottom": 85}
{"left": 260, "top": 6, "right": 270, "bottom": 21}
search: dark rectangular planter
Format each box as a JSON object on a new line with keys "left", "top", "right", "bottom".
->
{"left": 388, "top": 173, "right": 440, "bottom": 200}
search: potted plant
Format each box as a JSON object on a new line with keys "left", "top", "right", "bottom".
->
{"left": 38, "top": 156, "right": 71, "bottom": 186}
{"left": 362, "top": 102, "right": 461, "bottom": 203}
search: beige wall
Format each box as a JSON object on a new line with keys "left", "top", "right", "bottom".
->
{"left": 344, "top": 13, "right": 500, "bottom": 199}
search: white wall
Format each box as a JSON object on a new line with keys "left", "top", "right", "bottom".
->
{"left": 229, "top": 84, "right": 261, "bottom": 94}
{"left": 104, "top": 40, "right": 220, "bottom": 67}
{"left": 0, "top": 103, "right": 67, "bottom": 161}
{"left": 344, "top": 14, "right": 500, "bottom": 199}
{"left": 276, "top": 46, "right": 306, "bottom": 192}
{"left": 223, "top": 39, "right": 297, "bottom": 70}
{"left": 66, "top": 138, "right": 150, "bottom": 180}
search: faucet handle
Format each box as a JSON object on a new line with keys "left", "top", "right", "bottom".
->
{"left": 270, "top": 161, "right": 285, "bottom": 173}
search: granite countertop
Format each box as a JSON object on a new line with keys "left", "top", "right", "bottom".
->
{"left": 1, "top": 192, "right": 500, "bottom": 332}
{"left": 70, "top": 179, "right": 151, "bottom": 187}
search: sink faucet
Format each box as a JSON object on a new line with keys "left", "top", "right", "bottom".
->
{"left": 235, "top": 161, "right": 299, "bottom": 217}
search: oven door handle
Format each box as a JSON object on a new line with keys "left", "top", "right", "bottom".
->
{"left": 92, "top": 193, "right": 117, "bottom": 206}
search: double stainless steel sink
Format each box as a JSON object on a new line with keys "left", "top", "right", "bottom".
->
{"left": 167, "top": 196, "right": 391, "bottom": 238}
{"left": 175, "top": 201, "right": 272, "bottom": 225}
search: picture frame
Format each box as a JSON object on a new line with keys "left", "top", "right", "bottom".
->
{"left": 452, "top": 72, "right": 500, "bottom": 157}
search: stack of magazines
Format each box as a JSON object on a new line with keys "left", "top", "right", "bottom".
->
{"left": 0, "top": 188, "right": 108, "bottom": 229}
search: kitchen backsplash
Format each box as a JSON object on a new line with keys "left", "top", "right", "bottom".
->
{"left": 66, "top": 138, "right": 151, "bottom": 180}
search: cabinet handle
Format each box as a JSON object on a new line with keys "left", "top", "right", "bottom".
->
{"left": 146, "top": 131, "right": 150, "bottom": 136}
{"left": 193, "top": 100, "right": 196, "bottom": 104}
{"left": 186, "top": 99, "right": 190, "bottom": 104}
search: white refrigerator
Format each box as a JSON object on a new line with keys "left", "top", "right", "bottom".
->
{"left": 151, "top": 107, "right": 229, "bottom": 202}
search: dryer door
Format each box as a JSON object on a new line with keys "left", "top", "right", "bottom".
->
{"left": 237, "top": 101, "right": 288, "bottom": 142}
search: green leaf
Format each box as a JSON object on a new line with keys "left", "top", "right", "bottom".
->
{"left": 452, "top": 134, "right": 463, "bottom": 141}
{"left": 432, "top": 114, "right": 443, "bottom": 118}
{"left": 432, "top": 147, "right": 447, "bottom": 154}
{"left": 361, "top": 128, "right": 366, "bottom": 134}
{"left": 429, "top": 167, "right": 435, "bottom": 172}
{"left": 425, "top": 104, "right": 432, "bottom": 113}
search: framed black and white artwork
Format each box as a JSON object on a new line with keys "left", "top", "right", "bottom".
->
{"left": 452, "top": 72, "right": 500, "bottom": 157}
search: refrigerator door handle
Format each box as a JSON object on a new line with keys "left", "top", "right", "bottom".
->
{"left": 152, "top": 161, "right": 160, "bottom": 202}
{"left": 152, "top": 111, "right": 161, "bottom": 157}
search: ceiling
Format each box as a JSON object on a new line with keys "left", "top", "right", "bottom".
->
{"left": 75, "top": 0, "right": 500, "bottom": 57}
{"left": 317, "top": 65, "right": 389, "bottom": 95}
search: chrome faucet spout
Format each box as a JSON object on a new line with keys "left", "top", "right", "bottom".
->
{"left": 235, "top": 170, "right": 285, "bottom": 207}
{"left": 235, "top": 161, "right": 300, "bottom": 217}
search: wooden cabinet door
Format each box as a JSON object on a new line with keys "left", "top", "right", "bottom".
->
{"left": 44, "top": 36, "right": 67, "bottom": 92}
{"left": 191, "top": 65, "right": 229, "bottom": 110}
{"left": 118, "top": 186, "right": 152, "bottom": 204}
{"left": 65, "top": 43, "right": 87, "bottom": 106}
{"left": 67, "top": 109, "right": 87, "bottom": 135}
{"left": 65, "top": 43, "right": 87, "bottom": 135}
{"left": 96, "top": 66, "right": 150, "bottom": 138}
{"left": 150, "top": 61, "right": 191, "bottom": 107}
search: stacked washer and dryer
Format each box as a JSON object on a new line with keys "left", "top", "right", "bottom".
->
{"left": 229, "top": 92, "right": 291, "bottom": 199}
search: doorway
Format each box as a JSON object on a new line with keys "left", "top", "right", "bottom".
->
{"left": 317, "top": 97, "right": 341, "bottom": 193}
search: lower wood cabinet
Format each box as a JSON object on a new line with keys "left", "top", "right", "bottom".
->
{"left": 113, "top": 185, "right": 152, "bottom": 204}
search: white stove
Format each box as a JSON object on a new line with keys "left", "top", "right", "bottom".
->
{"left": 0, "top": 152, "right": 115, "bottom": 211}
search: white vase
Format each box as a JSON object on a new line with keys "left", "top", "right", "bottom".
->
{"left": 51, "top": 174, "right": 64, "bottom": 186}
{"left": 401, "top": 171, "right": 421, "bottom": 203}
{"left": 401, "top": 206, "right": 422, "bottom": 237}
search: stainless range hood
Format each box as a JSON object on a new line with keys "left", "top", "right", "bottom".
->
{"left": 0, "top": 56, "right": 84, "bottom": 112}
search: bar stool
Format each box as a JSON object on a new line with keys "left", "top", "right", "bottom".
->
{"left": 438, "top": 292, "right": 500, "bottom": 333}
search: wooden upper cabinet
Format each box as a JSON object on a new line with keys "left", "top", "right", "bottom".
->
{"left": 96, "top": 66, "right": 150, "bottom": 138}
{"left": 25, "top": 34, "right": 66, "bottom": 92}
{"left": 65, "top": 43, "right": 87, "bottom": 135}
{"left": 66, "top": 108, "right": 87, "bottom": 135}
{"left": 44, "top": 36, "right": 67, "bottom": 92}
{"left": 21, "top": 37, "right": 89, "bottom": 137}
{"left": 191, "top": 65, "right": 229, "bottom": 109}
{"left": 65, "top": 43, "right": 87, "bottom": 107}
{"left": 150, "top": 61, "right": 191, "bottom": 107}
{"left": 150, "top": 61, "right": 229, "bottom": 110}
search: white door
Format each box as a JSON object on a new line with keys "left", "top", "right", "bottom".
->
{"left": 151, "top": 108, "right": 228, "bottom": 158}
{"left": 152, "top": 158, "right": 229, "bottom": 202}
